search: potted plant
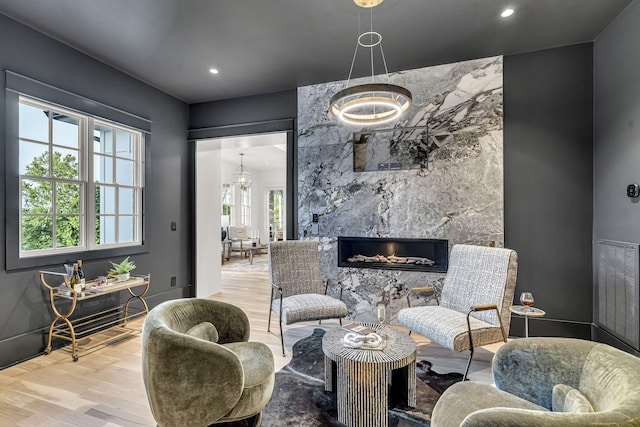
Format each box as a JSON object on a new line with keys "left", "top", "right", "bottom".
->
{"left": 107, "top": 256, "right": 136, "bottom": 282}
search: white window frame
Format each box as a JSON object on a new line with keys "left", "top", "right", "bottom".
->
{"left": 239, "top": 185, "right": 251, "bottom": 227}
{"left": 18, "top": 96, "right": 144, "bottom": 258}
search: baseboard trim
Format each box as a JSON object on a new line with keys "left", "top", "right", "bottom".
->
{"left": 509, "top": 316, "right": 591, "bottom": 339}
{"left": 0, "top": 286, "right": 192, "bottom": 370}
{"left": 591, "top": 324, "right": 640, "bottom": 356}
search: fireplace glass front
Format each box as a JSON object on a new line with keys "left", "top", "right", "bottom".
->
{"left": 337, "top": 237, "right": 448, "bottom": 273}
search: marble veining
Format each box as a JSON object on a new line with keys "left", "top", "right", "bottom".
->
{"left": 297, "top": 56, "right": 504, "bottom": 322}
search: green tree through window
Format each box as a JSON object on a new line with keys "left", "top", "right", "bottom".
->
{"left": 21, "top": 151, "right": 81, "bottom": 250}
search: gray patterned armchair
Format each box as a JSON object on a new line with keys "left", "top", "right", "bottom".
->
{"left": 432, "top": 338, "right": 640, "bottom": 426}
{"left": 142, "top": 299, "right": 275, "bottom": 427}
{"left": 268, "top": 240, "right": 348, "bottom": 356}
{"left": 398, "top": 244, "right": 518, "bottom": 379}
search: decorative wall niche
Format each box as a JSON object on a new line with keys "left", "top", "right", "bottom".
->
{"left": 353, "top": 126, "right": 429, "bottom": 172}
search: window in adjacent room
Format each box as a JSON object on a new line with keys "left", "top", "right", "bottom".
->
{"left": 268, "top": 189, "right": 284, "bottom": 241}
{"left": 240, "top": 185, "right": 251, "bottom": 227}
{"left": 18, "top": 96, "right": 143, "bottom": 257}
{"left": 221, "top": 183, "right": 233, "bottom": 227}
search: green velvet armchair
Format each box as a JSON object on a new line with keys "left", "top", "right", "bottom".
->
{"left": 432, "top": 337, "right": 640, "bottom": 426}
{"left": 142, "top": 298, "right": 275, "bottom": 427}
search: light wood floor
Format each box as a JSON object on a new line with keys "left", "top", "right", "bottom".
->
{"left": 0, "top": 254, "right": 500, "bottom": 426}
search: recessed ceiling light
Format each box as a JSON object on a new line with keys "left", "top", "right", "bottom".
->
{"left": 501, "top": 8, "right": 514, "bottom": 18}
{"left": 209, "top": 68, "right": 219, "bottom": 74}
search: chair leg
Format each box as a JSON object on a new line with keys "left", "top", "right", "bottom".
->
{"left": 463, "top": 347, "right": 474, "bottom": 381}
{"left": 267, "top": 307, "right": 272, "bottom": 333}
{"left": 339, "top": 318, "right": 342, "bottom": 326}
{"left": 279, "top": 313, "right": 285, "bottom": 357}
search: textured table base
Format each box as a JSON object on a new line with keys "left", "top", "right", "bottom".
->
{"left": 323, "top": 325, "right": 416, "bottom": 427}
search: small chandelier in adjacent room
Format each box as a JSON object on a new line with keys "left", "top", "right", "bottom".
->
{"left": 233, "top": 153, "right": 251, "bottom": 189}
{"left": 329, "top": 0, "right": 412, "bottom": 127}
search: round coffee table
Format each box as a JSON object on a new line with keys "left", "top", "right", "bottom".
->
{"left": 322, "top": 323, "right": 416, "bottom": 427}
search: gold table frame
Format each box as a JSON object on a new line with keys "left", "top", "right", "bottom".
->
{"left": 40, "top": 271, "right": 150, "bottom": 361}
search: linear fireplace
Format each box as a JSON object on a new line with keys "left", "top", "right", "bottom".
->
{"left": 337, "top": 237, "right": 448, "bottom": 273}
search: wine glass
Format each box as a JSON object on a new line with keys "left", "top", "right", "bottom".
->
{"left": 377, "top": 304, "right": 386, "bottom": 325}
{"left": 520, "top": 292, "right": 534, "bottom": 312}
{"left": 376, "top": 304, "right": 386, "bottom": 339}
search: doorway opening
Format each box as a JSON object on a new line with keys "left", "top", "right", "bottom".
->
{"left": 195, "top": 132, "right": 287, "bottom": 297}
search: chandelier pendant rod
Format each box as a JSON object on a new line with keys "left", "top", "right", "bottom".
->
{"left": 370, "top": 7, "right": 377, "bottom": 116}
{"left": 370, "top": 8, "right": 375, "bottom": 83}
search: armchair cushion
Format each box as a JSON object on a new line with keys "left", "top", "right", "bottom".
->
{"left": 553, "top": 384, "right": 595, "bottom": 413}
{"left": 229, "top": 225, "right": 249, "bottom": 240}
{"left": 185, "top": 321, "right": 219, "bottom": 342}
{"left": 272, "top": 294, "right": 348, "bottom": 325}
{"left": 398, "top": 305, "right": 505, "bottom": 352}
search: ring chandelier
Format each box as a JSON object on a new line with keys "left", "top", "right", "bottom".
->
{"left": 330, "top": 0, "right": 412, "bottom": 127}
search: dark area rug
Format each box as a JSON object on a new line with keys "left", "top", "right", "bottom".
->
{"left": 242, "top": 328, "right": 463, "bottom": 427}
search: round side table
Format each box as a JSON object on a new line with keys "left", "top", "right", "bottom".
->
{"left": 322, "top": 323, "right": 416, "bottom": 427}
{"left": 510, "top": 305, "right": 545, "bottom": 338}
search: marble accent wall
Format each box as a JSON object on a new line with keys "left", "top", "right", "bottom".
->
{"left": 297, "top": 56, "right": 504, "bottom": 322}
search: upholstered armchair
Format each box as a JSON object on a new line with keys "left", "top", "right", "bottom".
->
{"left": 268, "top": 240, "right": 348, "bottom": 356}
{"left": 432, "top": 337, "right": 640, "bottom": 426}
{"left": 398, "top": 244, "right": 518, "bottom": 379}
{"left": 142, "top": 299, "right": 275, "bottom": 427}
{"left": 228, "top": 225, "right": 253, "bottom": 256}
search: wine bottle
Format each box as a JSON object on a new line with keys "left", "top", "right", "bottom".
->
{"left": 77, "top": 259, "right": 86, "bottom": 289}
{"left": 70, "top": 263, "right": 82, "bottom": 294}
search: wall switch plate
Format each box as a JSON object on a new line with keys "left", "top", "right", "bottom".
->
{"left": 170, "top": 276, "right": 176, "bottom": 287}
{"left": 171, "top": 221, "right": 177, "bottom": 231}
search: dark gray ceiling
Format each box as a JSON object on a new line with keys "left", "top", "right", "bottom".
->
{"left": 0, "top": 0, "right": 633, "bottom": 104}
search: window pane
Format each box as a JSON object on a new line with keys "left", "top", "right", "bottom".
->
{"left": 94, "top": 124, "right": 113, "bottom": 154}
{"left": 56, "top": 183, "right": 81, "bottom": 214}
{"left": 52, "top": 148, "right": 79, "bottom": 180}
{"left": 116, "top": 130, "right": 134, "bottom": 159}
{"left": 52, "top": 114, "right": 79, "bottom": 148}
{"left": 96, "top": 185, "right": 116, "bottom": 214}
{"left": 20, "top": 141, "right": 49, "bottom": 176}
{"left": 56, "top": 216, "right": 81, "bottom": 248}
{"left": 94, "top": 154, "right": 113, "bottom": 183}
{"left": 119, "top": 216, "right": 135, "bottom": 242}
{"left": 22, "top": 179, "right": 52, "bottom": 214}
{"left": 115, "top": 159, "right": 134, "bottom": 186}
{"left": 97, "top": 216, "right": 116, "bottom": 244}
{"left": 119, "top": 188, "right": 135, "bottom": 214}
{"left": 21, "top": 216, "right": 53, "bottom": 251}
{"left": 19, "top": 103, "right": 49, "bottom": 142}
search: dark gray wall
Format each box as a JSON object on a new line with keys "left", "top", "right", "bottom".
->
{"left": 0, "top": 15, "right": 191, "bottom": 367}
{"left": 593, "top": 1, "right": 640, "bottom": 351}
{"left": 594, "top": 2, "right": 640, "bottom": 249}
{"left": 504, "top": 44, "right": 594, "bottom": 338}
{"left": 189, "top": 91, "right": 297, "bottom": 131}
